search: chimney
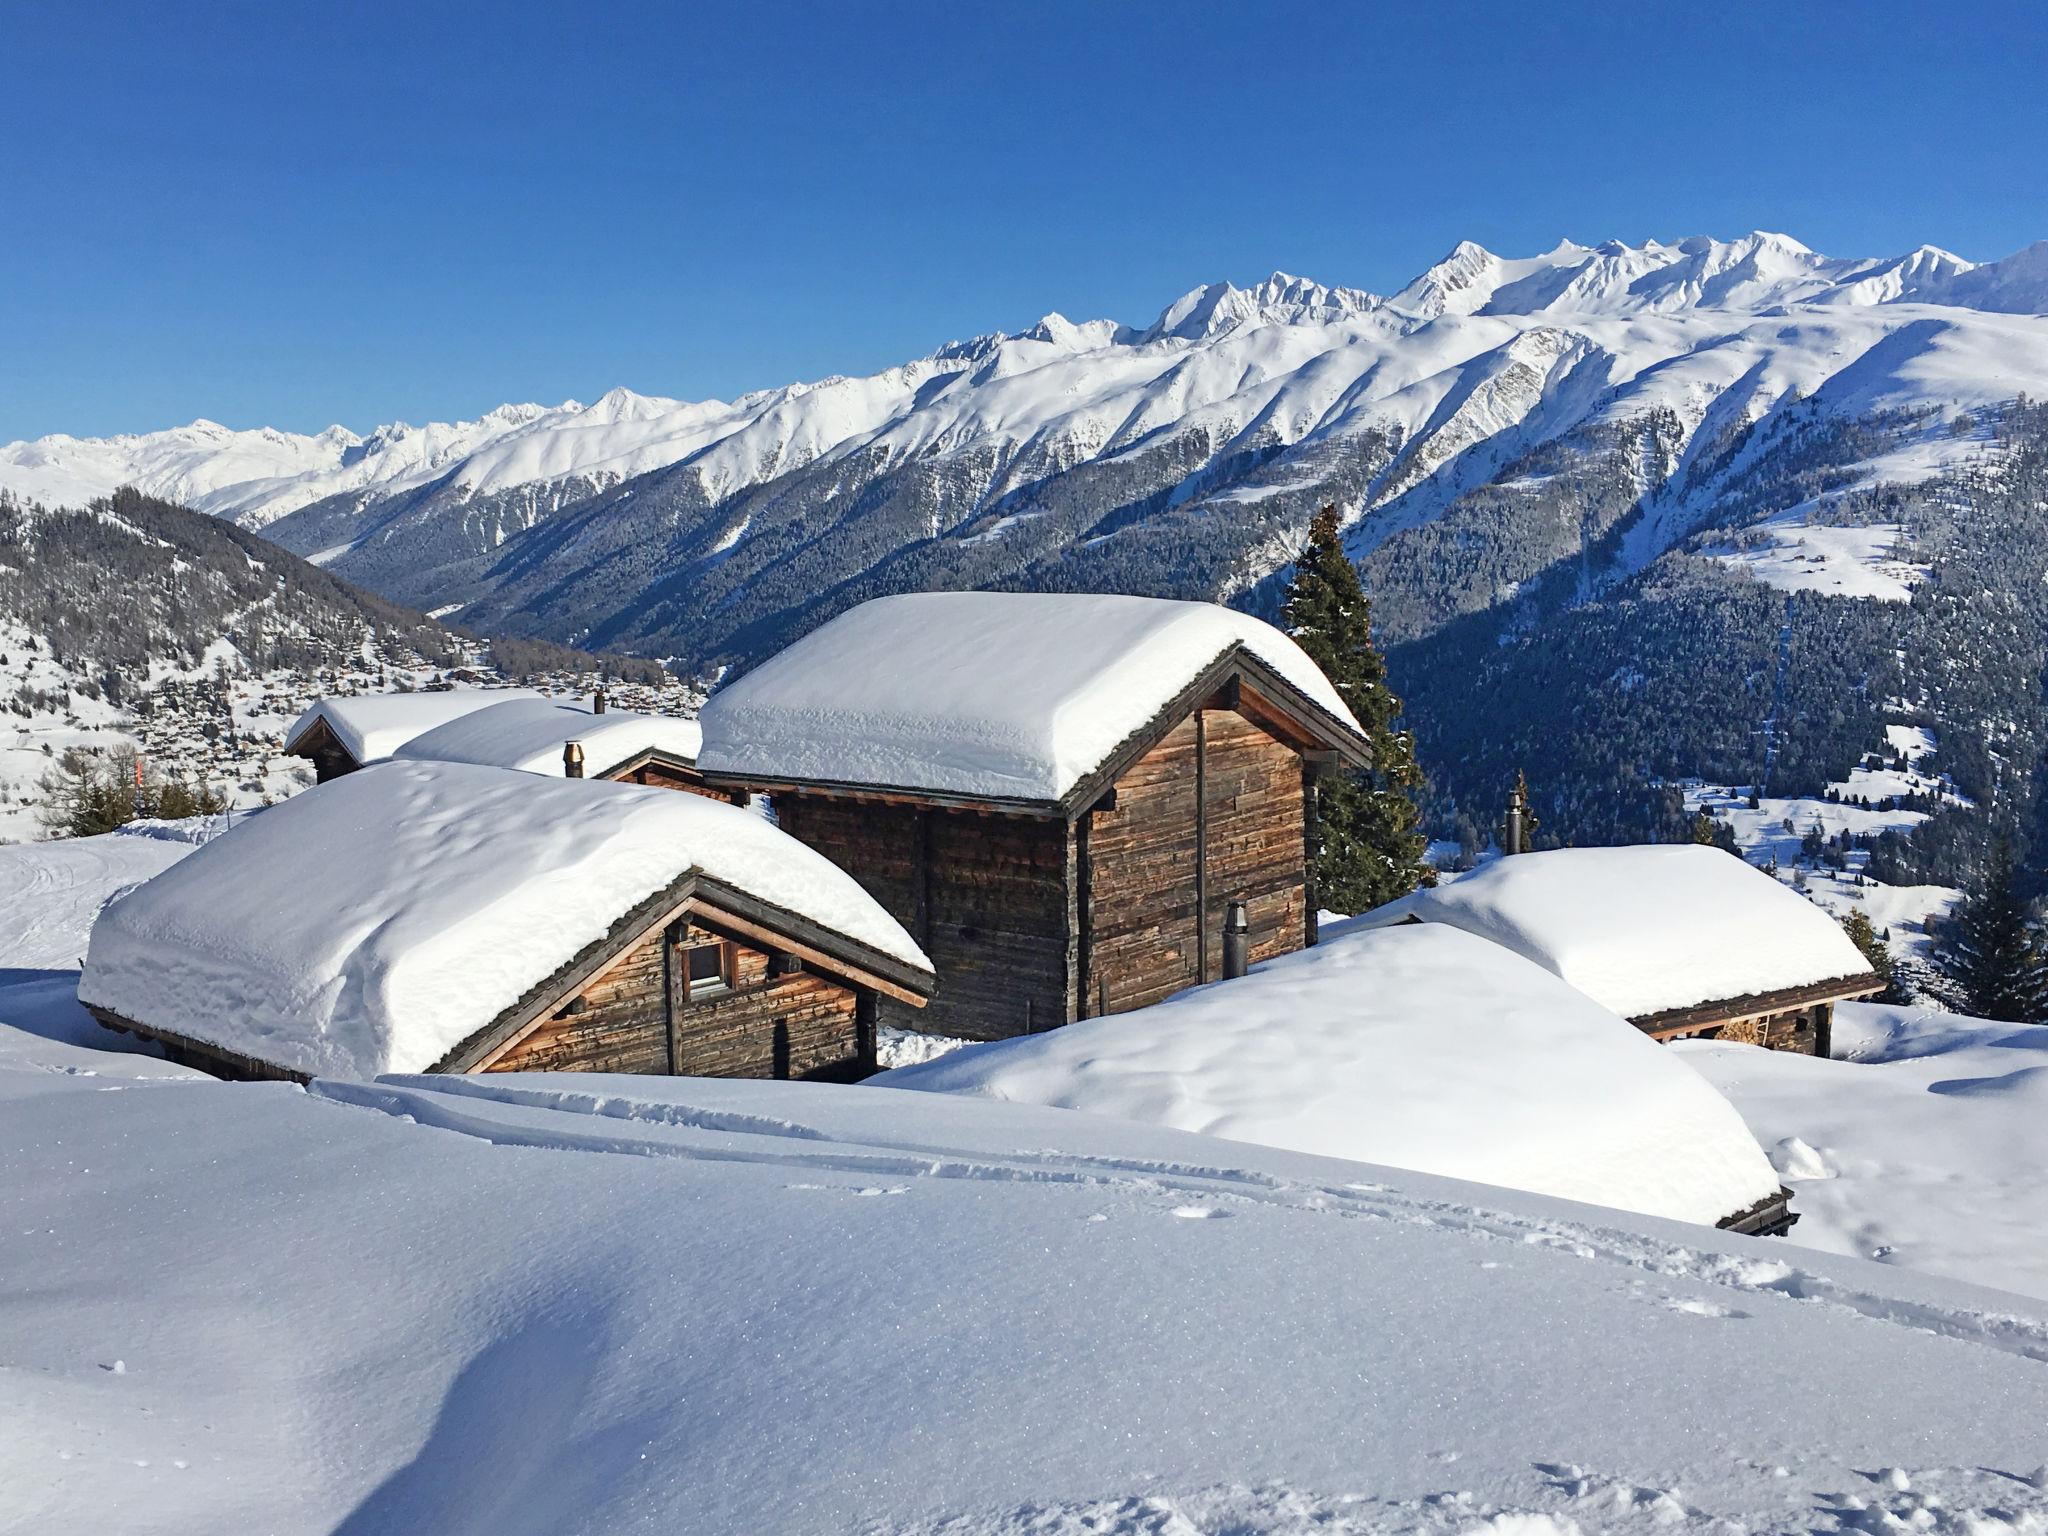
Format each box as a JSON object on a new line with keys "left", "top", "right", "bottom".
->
{"left": 1504, "top": 769, "right": 1531, "bottom": 855}
{"left": 1221, "top": 898, "right": 1250, "bottom": 980}
{"left": 563, "top": 740, "right": 585, "bottom": 779}
{"left": 592, "top": 688, "right": 608, "bottom": 715}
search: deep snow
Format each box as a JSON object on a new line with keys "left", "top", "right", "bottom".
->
{"left": 880, "top": 922, "right": 1783, "bottom": 1227}
{"left": 10, "top": 830, "right": 2048, "bottom": 1533}
{"left": 283, "top": 686, "right": 542, "bottom": 766}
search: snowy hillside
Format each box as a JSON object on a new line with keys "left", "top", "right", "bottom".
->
{"left": 7, "top": 233, "right": 2047, "bottom": 677}
{"left": 0, "top": 489, "right": 696, "bottom": 844}
{"left": 9, "top": 831, "right": 2048, "bottom": 1534}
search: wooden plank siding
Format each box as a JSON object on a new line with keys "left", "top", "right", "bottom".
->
{"left": 1084, "top": 710, "right": 1307, "bottom": 1016}
{"left": 488, "top": 919, "right": 865, "bottom": 1080}
{"left": 762, "top": 702, "right": 1313, "bottom": 1038}
{"left": 771, "top": 796, "right": 1070, "bottom": 1041}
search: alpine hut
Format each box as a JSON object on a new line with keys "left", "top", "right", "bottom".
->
{"left": 395, "top": 695, "right": 712, "bottom": 796}
{"left": 79, "top": 761, "right": 933, "bottom": 1083}
{"left": 696, "top": 592, "right": 1373, "bottom": 1041}
{"left": 1360, "top": 845, "right": 1882, "bottom": 1056}
{"left": 283, "top": 688, "right": 543, "bottom": 781}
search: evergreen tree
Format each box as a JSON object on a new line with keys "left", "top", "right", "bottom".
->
{"left": 1281, "top": 505, "right": 1433, "bottom": 911}
{"left": 1838, "top": 907, "right": 1901, "bottom": 1003}
{"left": 1941, "top": 840, "right": 2048, "bottom": 1022}
{"left": 1689, "top": 809, "right": 1737, "bottom": 853}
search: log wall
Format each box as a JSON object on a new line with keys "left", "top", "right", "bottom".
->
{"left": 1084, "top": 710, "right": 1307, "bottom": 1015}
{"left": 770, "top": 797, "right": 1071, "bottom": 1040}
{"left": 488, "top": 919, "right": 863, "bottom": 1079}
{"left": 607, "top": 759, "right": 725, "bottom": 799}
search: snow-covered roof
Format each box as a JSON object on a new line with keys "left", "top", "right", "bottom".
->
{"left": 1361, "top": 845, "right": 1876, "bottom": 1019}
{"left": 880, "top": 922, "right": 1782, "bottom": 1227}
{"left": 80, "top": 760, "right": 931, "bottom": 1080}
{"left": 394, "top": 697, "right": 702, "bottom": 778}
{"left": 696, "top": 592, "right": 1364, "bottom": 803}
{"left": 283, "top": 688, "right": 543, "bottom": 766}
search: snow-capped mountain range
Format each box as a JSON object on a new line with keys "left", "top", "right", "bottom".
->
{"left": 8, "top": 232, "right": 2048, "bottom": 670}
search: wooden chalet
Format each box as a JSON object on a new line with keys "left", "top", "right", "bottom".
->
{"left": 288, "top": 690, "right": 713, "bottom": 795}
{"left": 283, "top": 688, "right": 543, "bottom": 782}
{"left": 1362, "top": 843, "right": 1883, "bottom": 1058}
{"left": 79, "top": 761, "right": 933, "bottom": 1085}
{"left": 695, "top": 592, "right": 1373, "bottom": 1041}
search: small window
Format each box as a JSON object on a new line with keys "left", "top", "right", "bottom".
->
{"left": 686, "top": 941, "right": 732, "bottom": 999}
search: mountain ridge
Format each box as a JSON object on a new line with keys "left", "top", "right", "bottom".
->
{"left": 7, "top": 233, "right": 2045, "bottom": 535}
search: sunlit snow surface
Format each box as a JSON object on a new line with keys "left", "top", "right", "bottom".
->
{"left": 8, "top": 831, "right": 2048, "bottom": 1534}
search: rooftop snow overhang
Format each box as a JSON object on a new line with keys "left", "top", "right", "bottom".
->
{"left": 701, "top": 645, "right": 1373, "bottom": 820}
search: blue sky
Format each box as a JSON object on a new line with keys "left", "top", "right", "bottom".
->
{"left": 6, "top": 1, "right": 2046, "bottom": 441}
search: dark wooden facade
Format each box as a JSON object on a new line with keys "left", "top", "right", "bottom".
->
{"left": 287, "top": 716, "right": 361, "bottom": 784}
{"left": 89, "top": 875, "right": 929, "bottom": 1084}
{"left": 720, "top": 650, "right": 1370, "bottom": 1042}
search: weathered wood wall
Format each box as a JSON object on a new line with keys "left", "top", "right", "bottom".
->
{"left": 489, "top": 920, "right": 863, "bottom": 1079}
{"left": 770, "top": 797, "right": 1071, "bottom": 1040}
{"left": 608, "top": 759, "right": 725, "bottom": 800}
{"left": 1084, "top": 710, "right": 1307, "bottom": 1015}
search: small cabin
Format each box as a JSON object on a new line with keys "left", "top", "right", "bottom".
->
{"left": 1361, "top": 844, "right": 1883, "bottom": 1057}
{"left": 79, "top": 760, "right": 933, "bottom": 1083}
{"left": 696, "top": 592, "right": 1373, "bottom": 1042}
{"left": 283, "top": 688, "right": 545, "bottom": 782}
{"left": 395, "top": 695, "right": 714, "bottom": 797}
{"left": 286, "top": 690, "right": 712, "bottom": 795}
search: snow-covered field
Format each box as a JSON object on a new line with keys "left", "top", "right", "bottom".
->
{"left": 1706, "top": 511, "right": 1926, "bottom": 600}
{"left": 1684, "top": 1002, "right": 2048, "bottom": 1303}
{"left": 8, "top": 831, "right": 2048, "bottom": 1533}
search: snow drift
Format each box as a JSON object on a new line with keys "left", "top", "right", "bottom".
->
{"left": 880, "top": 922, "right": 1784, "bottom": 1227}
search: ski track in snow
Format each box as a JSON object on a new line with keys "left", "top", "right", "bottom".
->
{"left": 315, "top": 1075, "right": 2048, "bottom": 1371}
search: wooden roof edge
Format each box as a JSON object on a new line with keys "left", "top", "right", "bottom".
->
{"left": 435, "top": 873, "right": 704, "bottom": 1073}
{"left": 596, "top": 745, "right": 703, "bottom": 781}
{"left": 690, "top": 876, "right": 935, "bottom": 1005}
{"left": 281, "top": 714, "right": 352, "bottom": 763}
{"left": 1056, "top": 644, "right": 1372, "bottom": 817}
{"left": 1716, "top": 1185, "right": 1798, "bottom": 1237}
{"left": 1631, "top": 971, "right": 1885, "bottom": 1036}
{"left": 694, "top": 769, "right": 1064, "bottom": 818}
{"left": 84, "top": 1004, "right": 314, "bottom": 1086}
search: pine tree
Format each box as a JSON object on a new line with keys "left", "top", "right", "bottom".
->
{"left": 1942, "top": 840, "right": 2048, "bottom": 1022}
{"left": 1839, "top": 907, "right": 1899, "bottom": 1002}
{"left": 1280, "top": 505, "right": 1433, "bottom": 911}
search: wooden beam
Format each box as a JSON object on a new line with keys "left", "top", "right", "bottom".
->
{"left": 689, "top": 894, "right": 931, "bottom": 1007}
{"left": 1632, "top": 972, "right": 1885, "bottom": 1040}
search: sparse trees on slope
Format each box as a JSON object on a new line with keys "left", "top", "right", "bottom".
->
{"left": 1281, "top": 505, "right": 1434, "bottom": 913}
{"left": 1941, "top": 840, "right": 2048, "bottom": 1022}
